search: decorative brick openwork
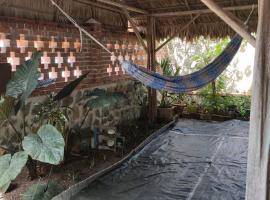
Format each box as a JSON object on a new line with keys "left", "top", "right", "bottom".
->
{"left": 0, "top": 17, "right": 147, "bottom": 96}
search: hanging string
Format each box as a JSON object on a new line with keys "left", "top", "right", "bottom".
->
{"left": 244, "top": 4, "right": 255, "bottom": 25}
{"left": 50, "top": 0, "right": 112, "bottom": 54}
{"left": 79, "top": 28, "right": 83, "bottom": 52}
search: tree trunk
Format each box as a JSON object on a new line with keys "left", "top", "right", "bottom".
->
{"left": 246, "top": 0, "right": 270, "bottom": 199}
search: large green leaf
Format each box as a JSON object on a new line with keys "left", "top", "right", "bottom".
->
{"left": 22, "top": 124, "right": 65, "bottom": 165}
{"left": 85, "top": 89, "right": 127, "bottom": 109}
{"left": 22, "top": 181, "right": 64, "bottom": 200}
{"left": 0, "top": 151, "right": 28, "bottom": 193}
{"left": 0, "top": 96, "right": 14, "bottom": 124}
{"left": 6, "top": 52, "right": 41, "bottom": 101}
{"left": 53, "top": 72, "right": 89, "bottom": 101}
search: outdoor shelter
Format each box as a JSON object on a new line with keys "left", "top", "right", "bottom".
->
{"left": 1, "top": 0, "right": 270, "bottom": 199}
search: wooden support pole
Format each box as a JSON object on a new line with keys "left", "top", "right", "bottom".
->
{"left": 147, "top": 16, "right": 157, "bottom": 122}
{"left": 122, "top": 9, "right": 148, "bottom": 52}
{"left": 200, "top": 0, "right": 256, "bottom": 47}
{"left": 155, "top": 14, "right": 200, "bottom": 53}
{"left": 96, "top": 0, "right": 148, "bottom": 14}
{"left": 246, "top": 0, "right": 270, "bottom": 199}
{"left": 150, "top": 4, "right": 257, "bottom": 17}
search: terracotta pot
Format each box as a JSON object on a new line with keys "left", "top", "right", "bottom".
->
{"left": 157, "top": 107, "right": 174, "bottom": 121}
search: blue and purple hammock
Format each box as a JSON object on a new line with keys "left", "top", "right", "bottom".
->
{"left": 121, "top": 34, "right": 242, "bottom": 93}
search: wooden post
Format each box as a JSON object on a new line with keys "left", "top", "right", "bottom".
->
{"left": 200, "top": 0, "right": 256, "bottom": 47}
{"left": 246, "top": 0, "right": 270, "bottom": 199}
{"left": 147, "top": 16, "right": 157, "bottom": 122}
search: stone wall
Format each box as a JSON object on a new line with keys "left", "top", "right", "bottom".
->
{"left": 0, "top": 80, "right": 146, "bottom": 151}
{"left": 0, "top": 17, "right": 148, "bottom": 152}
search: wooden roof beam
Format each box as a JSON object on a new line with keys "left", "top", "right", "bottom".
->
{"left": 150, "top": 4, "right": 257, "bottom": 17}
{"left": 75, "top": 0, "right": 121, "bottom": 14}
{"left": 200, "top": 0, "right": 256, "bottom": 47}
{"left": 96, "top": 0, "right": 148, "bottom": 14}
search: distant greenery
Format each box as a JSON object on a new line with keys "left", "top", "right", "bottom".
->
{"left": 192, "top": 37, "right": 229, "bottom": 96}
{"left": 158, "top": 58, "right": 180, "bottom": 108}
{"left": 165, "top": 36, "right": 250, "bottom": 94}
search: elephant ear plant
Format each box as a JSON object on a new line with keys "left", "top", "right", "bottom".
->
{"left": 0, "top": 52, "right": 84, "bottom": 193}
{"left": 30, "top": 72, "right": 89, "bottom": 153}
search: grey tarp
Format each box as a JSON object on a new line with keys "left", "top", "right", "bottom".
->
{"left": 55, "top": 119, "right": 249, "bottom": 200}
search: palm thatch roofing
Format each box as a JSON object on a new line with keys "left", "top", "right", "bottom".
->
{"left": 0, "top": 0, "right": 258, "bottom": 40}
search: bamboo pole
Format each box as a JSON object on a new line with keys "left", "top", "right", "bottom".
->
{"left": 199, "top": 0, "right": 256, "bottom": 47}
{"left": 155, "top": 14, "right": 200, "bottom": 53}
{"left": 96, "top": 0, "right": 148, "bottom": 14}
{"left": 123, "top": 9, "right": 148, "bottom": 52}
{"left": 150, "top": 4, "right": 257, "bottom": 17}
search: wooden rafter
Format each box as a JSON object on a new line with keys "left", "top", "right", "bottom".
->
{"left": 122, "top": 9, "right": 148, "bottom": 52}
{"left": 200, "top": 0, "right": 256, "bottom": 47}
{"left": 155, "top": 14, "right": 200, "bottom": 53}
{"left": 75, "top": 0, "right": 121, "bottom": 14}
{"left": 150, "top": 4, "right": 257, "bottom": 17}
{"left": 96, "top": 0, "right": 148, "bottom": 14}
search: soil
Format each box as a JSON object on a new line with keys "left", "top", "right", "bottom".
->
{"left": 2, "top": 118, "right": 165, "bottom": 200}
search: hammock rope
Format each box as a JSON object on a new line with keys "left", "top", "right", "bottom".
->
{"left": 50, "top": 0, "right": 253, "bottom": 93}
{"left": 50, "top": 0, "right": 112, "bottom": 54}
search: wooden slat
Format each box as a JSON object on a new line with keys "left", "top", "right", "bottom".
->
{"left": 150, "top": 4, "right": 257, "bottom": 17}
{"left": 200, "top": 0, "right": 256, "bottom": 47}
{"left": 96, "top": 0, "right": 148, "bottom": 14}
{"left": 123, "top": 9, "right": 148, "bottom": 52}
{"left": 75, "top": 0, "right": 121, "bottom": 14}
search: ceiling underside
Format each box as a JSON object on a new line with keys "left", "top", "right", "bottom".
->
{"left": 0, "top": 0, "right": 258, "bottom": 40}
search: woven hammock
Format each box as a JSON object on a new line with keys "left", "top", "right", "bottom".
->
{"left": 121, "top": 34, "right": 242, "bottom": 93}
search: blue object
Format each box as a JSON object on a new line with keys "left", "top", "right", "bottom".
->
{"left": 121, "top": 34, "right": 242, "bottom": 93}
{"left": 36, "top": 79, "right": 56, "bottom": 89}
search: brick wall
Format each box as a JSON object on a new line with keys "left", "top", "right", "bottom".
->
{"left": 0, "top": 17, "right": 147, "bottom": 96}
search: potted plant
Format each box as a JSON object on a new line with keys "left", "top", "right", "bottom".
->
{"left": 157, "top": 58, "right": 180, "bottom": 121}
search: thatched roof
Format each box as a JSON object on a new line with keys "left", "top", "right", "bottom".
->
{"left": 0, "top": 0, "right": 258, "bottom": 40}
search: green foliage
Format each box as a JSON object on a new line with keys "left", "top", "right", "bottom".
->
{"left": 84, "top": 88, "right": 127, "bottom": 109}
{"left": 159, "top": 58, "right": 180, "bottom": 108}
{"left": 6, "top": 52, "right": 41, "bottom": 102}
{"left": 198, "top": 94, "right": 251, "bottom": 117}
{"left": 192, "top": 38, "right": 229, "bottom": 95}
{"left": 22, "top": 124, "right": 65, "bottom": 165}
{"left": 0, "top": 151, "right": 28, "bottom": 193}
{"left": 22, "top": 181, "right": 64, "bottom": 200}
{"left": 53, "top": 73, "right": 89, "bottom": 101}
{"left": 0, "top": 96, "right": 14, "bottom": 125}
{"left": 32, "top": 96, "right": 69, "bottom": 133}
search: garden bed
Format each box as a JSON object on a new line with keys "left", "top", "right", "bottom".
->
{"left": 2, "top": 118, "right": 165, "bottom": 200}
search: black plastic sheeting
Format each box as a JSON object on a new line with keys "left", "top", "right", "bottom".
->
{"left": 71, "top": 119, "right": 249, "bottom": 200}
